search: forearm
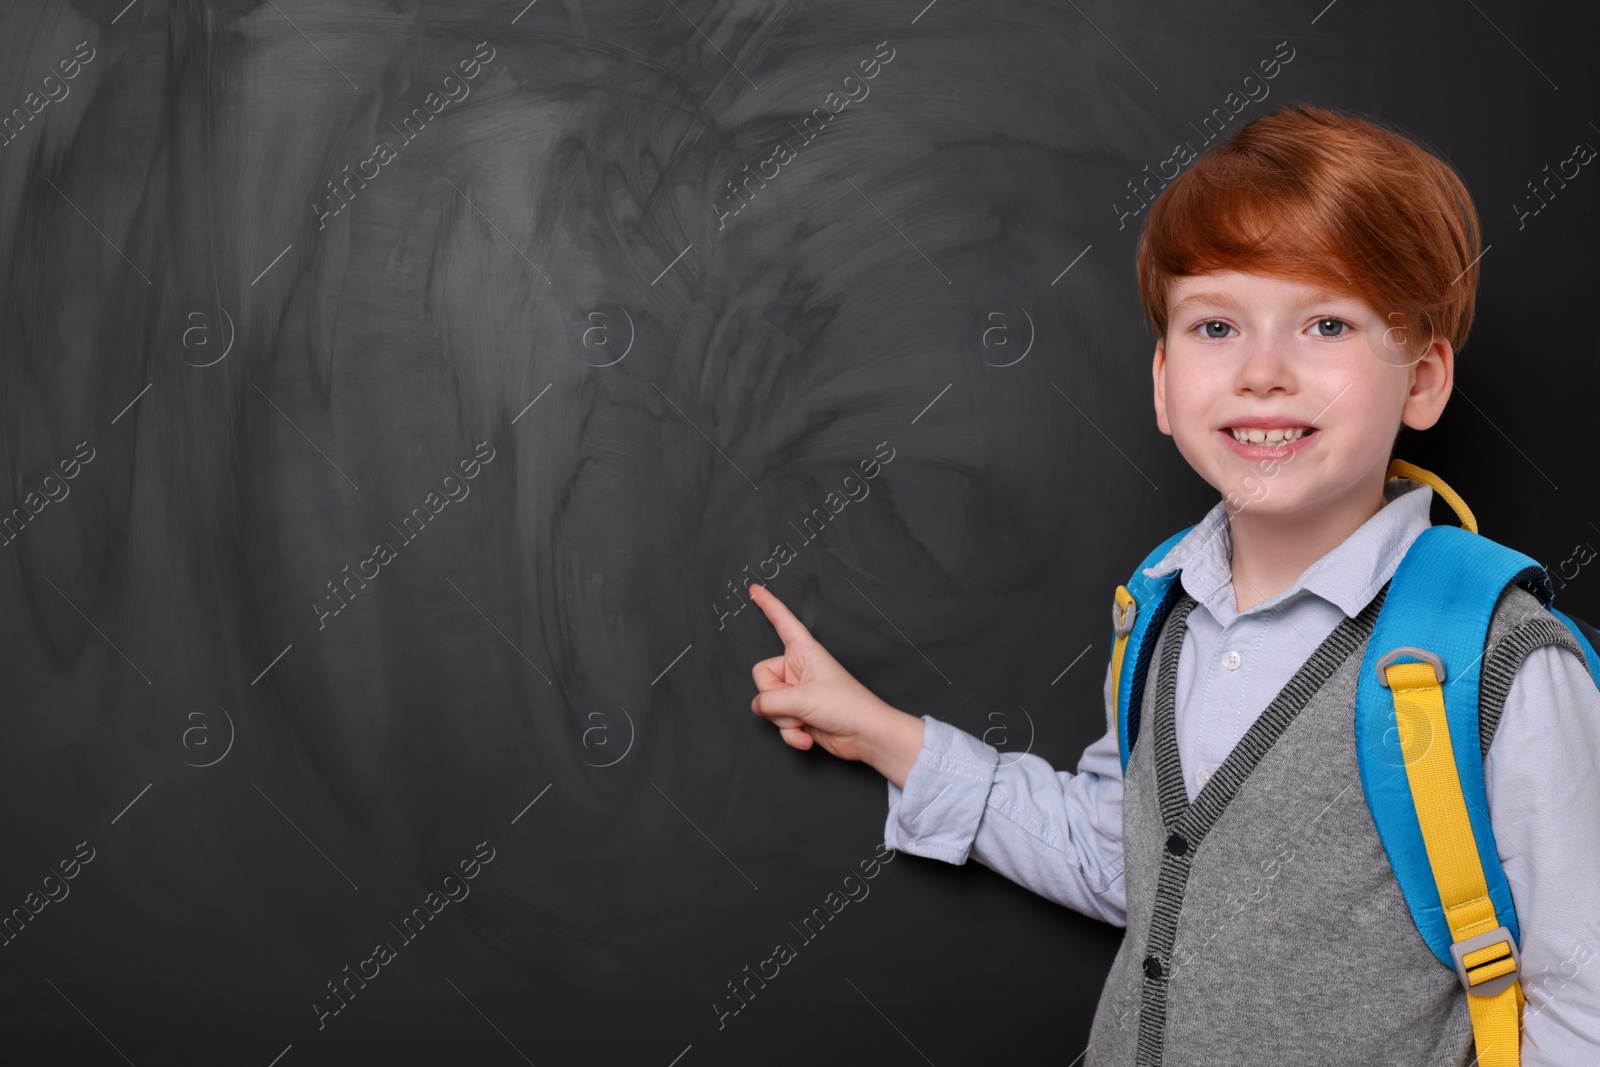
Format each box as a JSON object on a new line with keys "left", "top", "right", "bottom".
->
{"left": 883, "top": 715, "right": 1127, "bottom": 925}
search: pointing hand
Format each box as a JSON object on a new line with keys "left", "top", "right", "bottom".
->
{"left": 745, "top": 583, "right": 925, "bottom": 787}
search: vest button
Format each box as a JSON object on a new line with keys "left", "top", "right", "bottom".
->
{"left": 1165, "top": 832, "right": 1189, "bottom": 856}
{"left": 1143, "top": 954, "right": 1163, "bottom": 980}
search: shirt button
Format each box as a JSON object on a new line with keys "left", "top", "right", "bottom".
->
{"left": 1143, "top": 955, "right": 1164, "bottom": 980}
{"left": 1197, "top": 768, "right": 1214, "bottom": 789}
{"left": 1223, "top": 649, "right": 1242, "bottom": 670}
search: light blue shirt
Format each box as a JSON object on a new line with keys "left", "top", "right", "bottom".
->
{"left": 884, "top": 477, "right": 1600, "bottom": 1064}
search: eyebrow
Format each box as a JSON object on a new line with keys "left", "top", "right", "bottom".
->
{"left": 1170, "top": 285, "right": 1362, "bottom": 318}
{"left": 1170, "top": 291, "right": 1242, "bottom": 316}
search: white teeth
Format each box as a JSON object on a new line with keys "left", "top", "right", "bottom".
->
{"left": 1231, "top": 426, "right": 1311, "bottom": 444}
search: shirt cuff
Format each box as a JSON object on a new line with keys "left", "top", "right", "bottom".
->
{"left": 883, "top": 715, "right": 1000, "bottom": 864}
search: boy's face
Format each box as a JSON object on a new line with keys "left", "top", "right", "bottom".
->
{"left": 1152, "top": 270, "right": 1453, "bottom": 517}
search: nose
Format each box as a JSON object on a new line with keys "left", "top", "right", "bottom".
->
{"left": 1234, "top": 332, "right": 1296, "bottom": 395}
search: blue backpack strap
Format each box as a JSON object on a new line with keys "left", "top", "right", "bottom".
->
{"left": 1111, "top": 526, "right": 1193, "bottom": 775}
{"left": 1354, "top": 524, "right": 1551, "bottom": 969}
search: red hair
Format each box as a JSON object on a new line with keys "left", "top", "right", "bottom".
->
{"left": 1136, "top": 103, "right": 1481, "bottom": 359}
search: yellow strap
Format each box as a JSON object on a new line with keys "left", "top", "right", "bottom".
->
{"left": 1110, "top": 585, "right": 1135, "bottom": 741}
{"left": 1463, "top": 942, "right": 1513, "bottom": 970}
{"left": 1388, "top": 659, "right": 1523, "bottom": 1065}
{"left": 1387, "top": 458, "right": 1478, "bottom": 533}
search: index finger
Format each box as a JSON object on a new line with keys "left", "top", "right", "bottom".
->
{"left": 748, "top": 583, "right": 814, "bottom": 647}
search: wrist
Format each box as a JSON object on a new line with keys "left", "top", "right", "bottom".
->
{"left": 863, "top": 704, "right": 926, "bottom": 789}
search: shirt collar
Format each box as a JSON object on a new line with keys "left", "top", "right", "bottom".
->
{"left": 1141, "top": 477, "right": 1435, "bottom": 623}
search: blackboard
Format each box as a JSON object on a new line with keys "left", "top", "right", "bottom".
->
{"left": 2, "top": 1, "right": 1596, "bottom": 1063}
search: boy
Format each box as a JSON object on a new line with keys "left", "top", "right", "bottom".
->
{"left": 745, "top": 104, "right": 1600, "bottom": 1064}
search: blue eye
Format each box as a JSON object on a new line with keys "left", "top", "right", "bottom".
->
{"left": 1312, "top": 318, "right": 1350, "bottom": 338}
{"left": 1199, "top": 320, "right": 1234, "bottom": 339}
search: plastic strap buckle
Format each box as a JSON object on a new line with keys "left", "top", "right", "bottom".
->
{"left": 1376, "top": 646, "right": 1446, "bottom": 688}
{"left": 1112, "top": 597, "right": 1137, "bottom": 638}
{"left": 1449, "top": 926, "right": 1521, "bottom": 998}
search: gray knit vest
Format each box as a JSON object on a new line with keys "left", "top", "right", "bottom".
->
{"left": 1085, "top": 578, "right": 1584, "bottom": 1066}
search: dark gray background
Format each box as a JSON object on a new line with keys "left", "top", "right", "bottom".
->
{"left": 1, "top": 0, "right": 1596, "bottom": 1063}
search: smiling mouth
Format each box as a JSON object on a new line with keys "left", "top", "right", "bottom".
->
{"left": 1223, "top": 426, "right": 1319, "bottom": 444}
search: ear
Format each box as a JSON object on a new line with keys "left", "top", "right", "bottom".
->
{"left": 1400, "top": 335, "right": 1453, "bottom": 432}
{"left": 1152, "top": 336, "right": 1172, "bottom": 436}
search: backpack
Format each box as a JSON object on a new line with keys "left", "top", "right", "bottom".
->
{"left": 1106, "top": 458, "right": 1600, "bottom": 1067}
